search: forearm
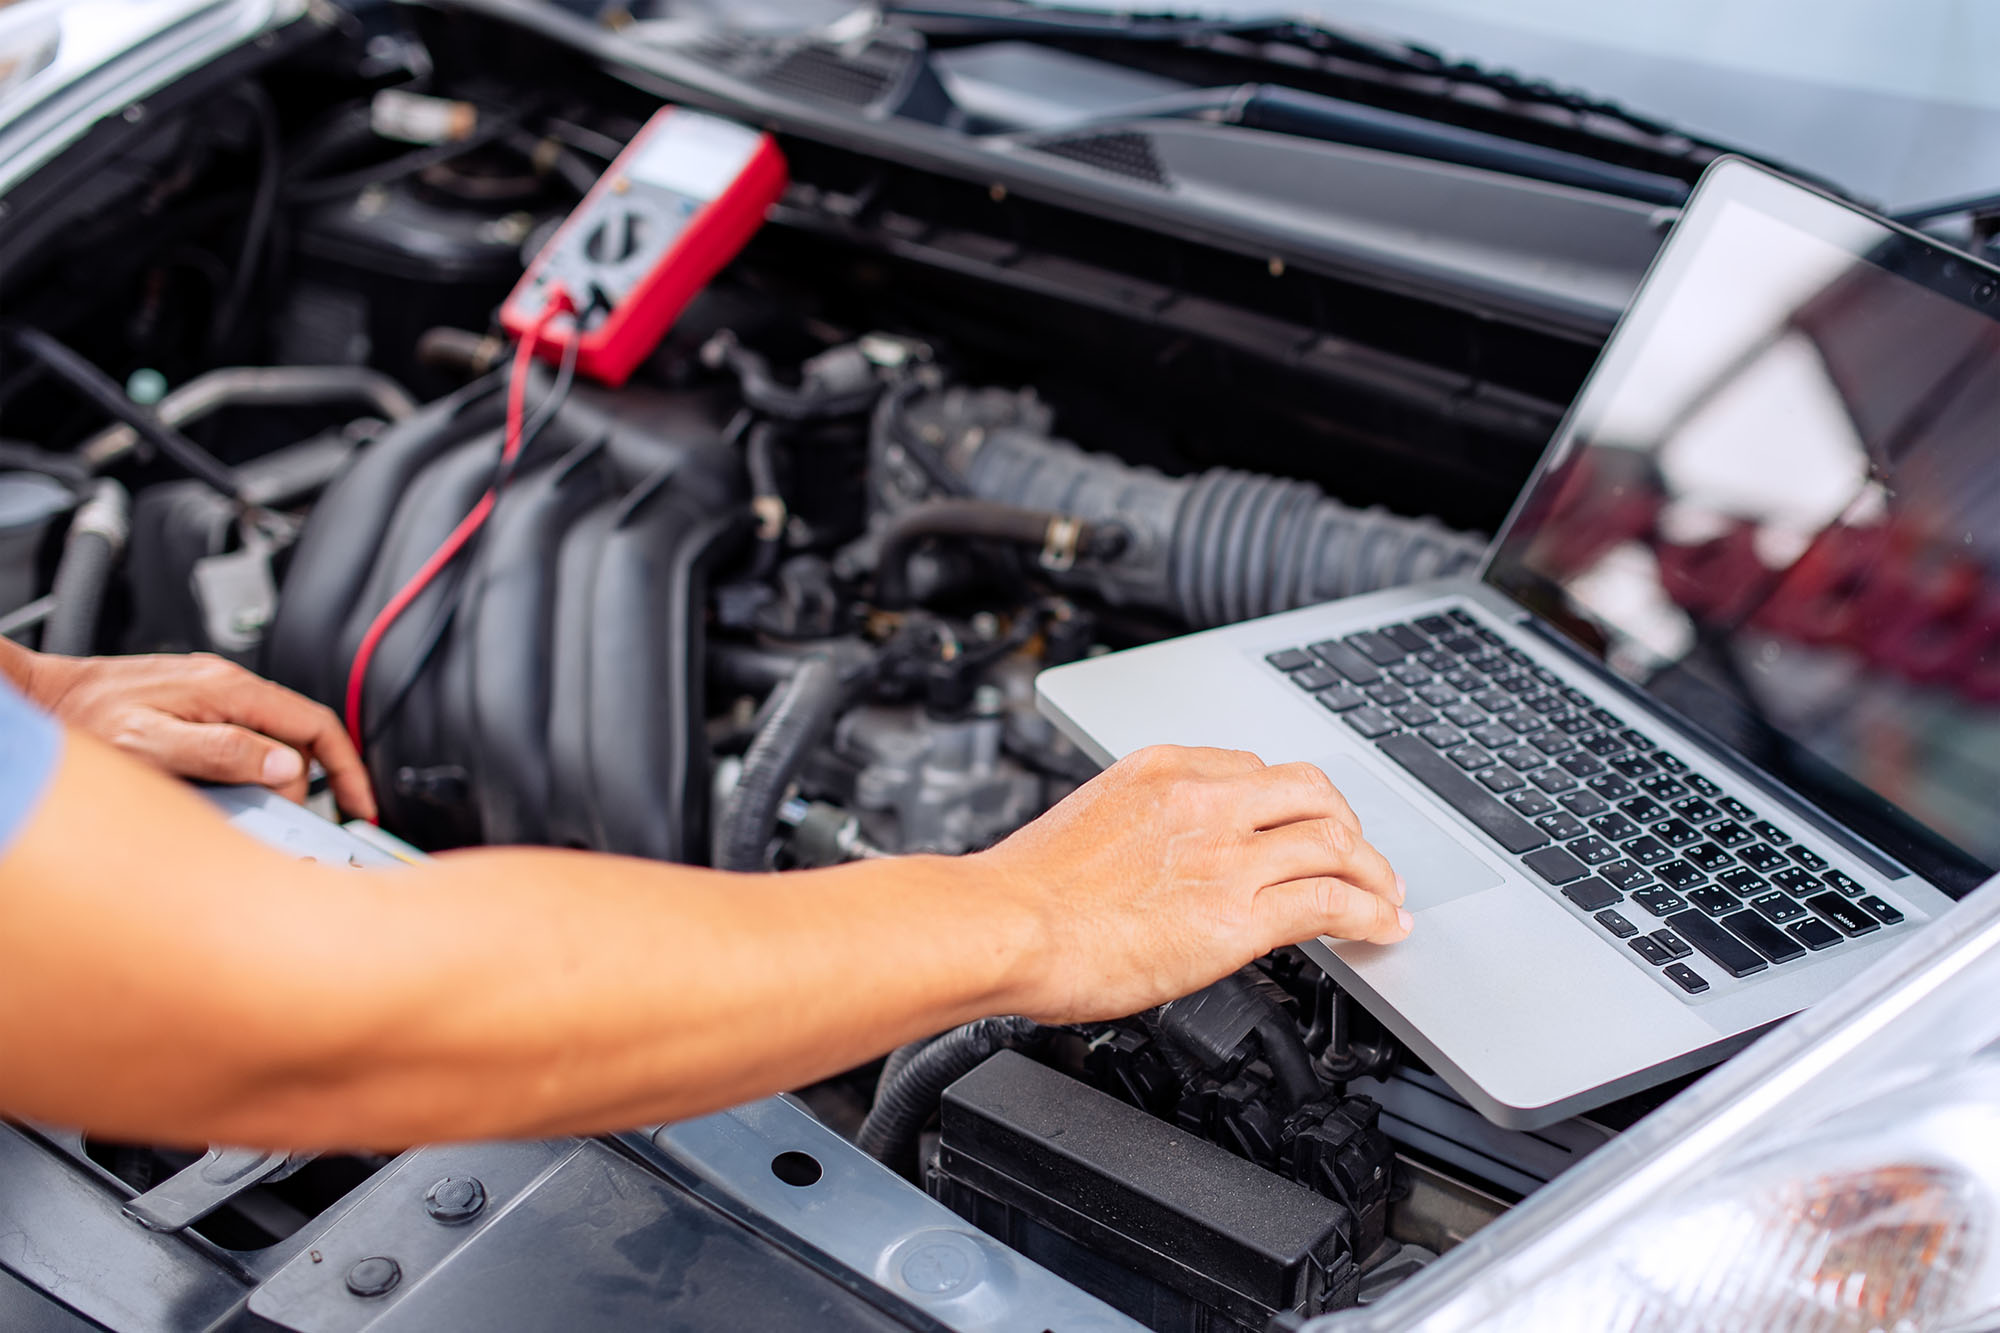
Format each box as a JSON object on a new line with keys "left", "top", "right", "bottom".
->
{"left": 0, "top": 732, "right": 1041, "bottom": 1150}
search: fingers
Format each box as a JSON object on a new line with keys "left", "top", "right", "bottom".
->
{"left": 1249, "top": 817, "right": 1402, "bottom": 906}
{"left": 206, "top": 673, "right": 377, "bottom": 821}
{"left": 124, "top": 716, "right": 312, "bottom": 798}
{"left": 1255, "top": 875, "right": 1412, "bottom": 947}
{"left": 1232, "top": 761, "right": 1362, "bottom": 833}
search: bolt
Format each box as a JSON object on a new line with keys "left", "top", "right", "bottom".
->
{"left": 122, "top": 104, "right": 145, "bottom": 124}
{"left": 345, "top": 1256, "right": 401, "bottom": 1297}
{"left": 423, "top": 1175, "right": 487, "bottom": 1224}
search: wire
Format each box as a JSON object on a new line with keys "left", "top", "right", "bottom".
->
{"left": 342, "top": 291, "right": 573, "bottom": 760}
{"left": 210, "top": 83, "right": 281, "bottom": 355}
{"left": 358, "top": 332, "right": 580, "bottom": 746}
{"left": 0, "top": 325, "right": 245, "bottom": 501}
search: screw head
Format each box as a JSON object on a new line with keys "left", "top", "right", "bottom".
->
{"left": 345, "top": 1256, "right": 401, "bottom": 1297}
{"left": 423, "top": 1175, "right": 487, "bottom": 1224}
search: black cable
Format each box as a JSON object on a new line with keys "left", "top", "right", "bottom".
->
{"left": 0, "top": 326, "right": 243, "bottom": 500}
{"left": 210, "top": 83, "right": 281, "bottom": 354}
{"left": 284, "top": 117, "right": 514, "bottom": 206}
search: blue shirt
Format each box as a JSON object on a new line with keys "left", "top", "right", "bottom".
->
{"left": 0, "top": 673, "right": 60, "bottom": 855}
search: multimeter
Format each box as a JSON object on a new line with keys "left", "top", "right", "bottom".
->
{"left": 500, "top": 107, "right": 788, "bottom": 387}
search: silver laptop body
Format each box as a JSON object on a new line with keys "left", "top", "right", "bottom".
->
{"left": 1037, "top": 159, "right": 2000, "bottom": 1129}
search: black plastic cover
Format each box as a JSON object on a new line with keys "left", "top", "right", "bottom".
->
{"left": 930, "top": 1051, "right": 1359, "bottom": 1331}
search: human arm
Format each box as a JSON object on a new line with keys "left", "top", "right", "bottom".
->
{"left": 0, "top": 638, "right": 373, "bottom": 817}
{"left": 0, "top": 731, "right": 1405, "bottom": 1152}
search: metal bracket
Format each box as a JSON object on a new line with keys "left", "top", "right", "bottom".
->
{"left": 123, "top": 1146, "right": 315, "bottom": 1233}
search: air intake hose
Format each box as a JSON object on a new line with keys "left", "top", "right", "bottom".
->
{"left": 879, "top": 387, "right": 1483, "bottom": 627}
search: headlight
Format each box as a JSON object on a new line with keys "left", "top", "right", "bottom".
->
{"left": 1322, "top": 875, "right": 2000, "bottom": 1333}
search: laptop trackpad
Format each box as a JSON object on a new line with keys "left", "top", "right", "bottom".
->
{"left": 1315, "top": 756, "right": 1506, "bottom": 913}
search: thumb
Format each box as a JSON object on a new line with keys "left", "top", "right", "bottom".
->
{"left": 1255, "top": 876, "right": 1413, "bottom": 948}
{"left": 133, "top": 717, "right": 307, "bottom": 796}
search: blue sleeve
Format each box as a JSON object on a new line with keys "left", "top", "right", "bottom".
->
{"left": 0, "top": 672, "right": 60, "bottom": 856}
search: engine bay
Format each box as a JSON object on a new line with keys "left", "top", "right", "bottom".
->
{"left": 0, "top": 4, "right": 1714, "bottom": 1328}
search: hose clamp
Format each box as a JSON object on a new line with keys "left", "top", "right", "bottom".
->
{"left": 1039, "top": 516, "right": 1082, "bottom": 572}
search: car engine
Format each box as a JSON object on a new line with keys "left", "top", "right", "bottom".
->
{"left": 0, "top": 4, "right": 1700, "bottom": 1328}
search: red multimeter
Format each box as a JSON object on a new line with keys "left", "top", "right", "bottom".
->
{"left": 500, "top": 107, "right": 787, "bottom": 387}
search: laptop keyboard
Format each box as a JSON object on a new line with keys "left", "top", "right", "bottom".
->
{"left": 1268, "top": 607, "right": 1906, "bottom": 999}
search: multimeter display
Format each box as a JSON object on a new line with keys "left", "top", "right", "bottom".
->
{"left": 500, "top": 107, "right": 787, "bottom": 387}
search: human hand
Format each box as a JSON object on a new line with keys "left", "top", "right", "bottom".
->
{"left": 974, "top": 745, "right": 1409, "bottom": 1025}
{"left": 24, "top": 651, "right": 376, "bottom": 819}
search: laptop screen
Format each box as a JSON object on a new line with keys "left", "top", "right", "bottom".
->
{"left": 1485, "top": 160, "right": 2000, "bottom": 896}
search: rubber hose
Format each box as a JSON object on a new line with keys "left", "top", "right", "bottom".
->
{"left": 874, "top": 499, "right": 1102, "bottom": 610}
{"left": 857, "top": 1015, "right": 1039, "bottom": 1175}
{"left": 711, "top": 652, "right": 848, "bottom": 871}
{"left": 41, "top": 480, "right": 129, "bottom": 656}
{"left": 1254, "top": 1012, "right": 1326, "bottom": 1112}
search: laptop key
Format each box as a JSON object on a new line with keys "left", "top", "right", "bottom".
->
{"left": 1738, "top": 843, "right": 1788, "bottom": 873}
{"left": 1499, "top": 709, "right": 1546, "bottom": 733}
{"left": 1664, "top": 963, "right": 1711, "bottom": 994}
{"left": 1343, "top": 707, "right": 1399, "bottom": 739}
{"left": 1317, "top": 687, "right": 1369, "bottom": 714}
{"left": 1376, "top": 733, "right": 1549, "bottom": 855}
{"left": 1347, "top": 630, "right": 1406, "bottom": 666}
{"left": 1769, "top": 866, "right": 1817, "bottom": 895}
{"left": 1587, "top": 774, "right": 1636, "bottom": 800}
{"left": 1787, "top": 917, "right": 1843, "bottom": 951}
{"left": 1608, "top": 755, "right": 1655, "bottom": 778}
{"left": 1381, "top": 623, "right": 1429, "bottom": 653}
{"left": 1707, "top": 819, "right": 1753, "bottom": 848}
{"left": 1806, "top": 892, "right": 1880, "bottom": 937}
{"left": 1471, "top": 689, "right": 1514, "bottom": 712}
{"left": 1600, "top": 860, "right": 1654, "bottom": 892}
{"left": 1683, "top": 772, "right": 1722, "bottom": 798}
{"left": 1717, "top": 796, "right": 1757, "bottom": 822}
{"left": 1631, "top": 887, "right": 1687, "bottom": 917}
{"left": 1479, "top": 767, "right": 1526, "bottom": 793}
{"left": 1523, "top": 846, "right": 1589, "bottom": 884}
{"left": 1470, "top": 723, "right": 1516, "bottom": 749}
{"left": 1625, "top": 836, "right": 1672, "bottom": 866}
{"left": 1639, "top": 773, "right": 1686, "bottom": 800}
{"left": 1723, "top": 910, "right": 1806, "bottom": 963}
{"left": 1650, "top": 929, "right": 1693, "bottom": 960}
{"left": 1619, "top": 797, "right": 1665, "bottom": 823}
{"left": 1821, "top": 869, "right": 1866, "bottom": 897}
{"left": 1424, "top": 684, "right": 1469, "bottom": 709}
{"left": 1568, "top": 836, "right": 1617, "bottom": 866}
{"left": 1531, "top": 732, "right": 1576, "bottom": 755}
{"left": 1653, "top": 860, "right": 1704, "bottom": 891}
{"left": 1449, "top": 745, "right": 1497, "bottom": 771}
{"left": 1394, "top": 704, "right": 1439, "bottom": 728}
{"left": 1535, "top": 812, "right": 1587, "bottom": 842}
{"left": 1560, "top": 790, "right": 1609, "bottom": 817}
{"left": 1506, "top": 789, "right": 1556, "bottom": 817}
{"left": 1684, "top": 843, "right": 1734, "bottom": 874}
{"left": 1559, "top": 754, "right": 1605, "bottom": 778}
{"left": 1390, "top": 662, "right": 1435, "bottom": 687}
{"left": 1589, "top": 812, "right": 1640, "bottom": 841}
{"left": 1750, "top": 892, "right": 1807, "bottom": 924}
{"left": 1857, "top": 895, "right": 1904, "bottom": 926}
{"left": 1268, "top": 648, "right": 1315, "bottom": 671}
{"left": 1418, "top": 724, "right": 1466, "bottom": 749}
{"left": 1440, "top": 633, "right": 1482, "bottom": 654}
{"left": 1665, "top": 910, "right": 1768, "bottom": 977}
{"left": 1687, "top": 885, "right": 1739, "bottom": 917}
{"left": 1528, "top": 767, "right": 1576, "bottom": 793}
{"left": 1595, "top": 908, "right": 1638, "bottom": 938}
{"left": 1367, "top": 684, "right": 1410, "bottom": 707}
{"left": 1291, "top": 665, "right": 1340, "bottom": 691}
{"left": 1553, "top": 713, "right": 1597, "bottom": 736}
{"left": 1443, "top": 702, "right": 1487, "bottom": 727}
{"left": 1446, "top": 608, "right": 1478, "bottom": 627}
{"left": 1654, "top": 750, "right": 1689, "bottom": 774}
{"left": 1310, "top": 640, "right": 1381, "bottom": 685}
{"left": 1651, "top": 818, "right": 1701, "bottom": 848}
{"left": 1580, "top": 733, "right": 1625, "bottom": 756}
{"left": 1562, "top": 878, "right": 1620, "bottom": 911}
{"left": 1789, "top": 846, "right": 1831, "bottom": 872}
{"left": 1619, "top": 728, "right": 1656, "bottom": 751}
{"left": 1415, "top": 614, "right": 1455, "bottom": 637}
{"left": 1418, "top": 649, "right": 1456, "bottom": 671}
{"left": 1498, "top": 744, "right": 1543, "bottom": 771}
{"left": 1748, "top": 819, "right": 1791, "bottom": 846}
{"left": 1671, "top": 797, "right": 1719, "bottom": 823}
{"left": 1716, "top": 866, "right": 1766, "bottom": 895}
{"left": 1628, "top": 936, "right": 1672, "bottom": 965}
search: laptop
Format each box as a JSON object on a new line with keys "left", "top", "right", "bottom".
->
{"left": 1036, "top": 158, "right": 2000, "bottom": 1130}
